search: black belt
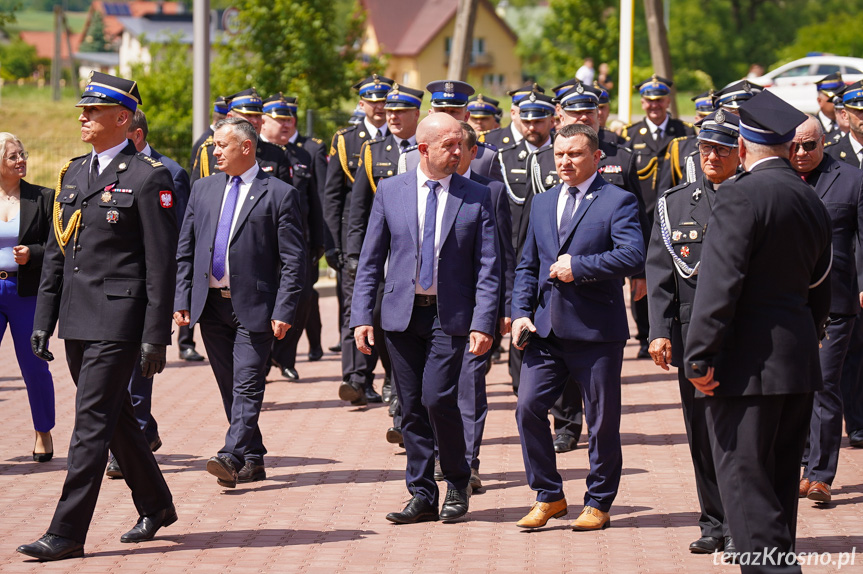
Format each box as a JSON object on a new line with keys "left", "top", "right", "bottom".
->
{"left": 414, "top": 294, "right": 436, "bottom": 307}
{"left": 209, "top": 287, "right": 231, "bottom": 299}
{"left": 0, "top": 270, "right": 17, "bottom": 280}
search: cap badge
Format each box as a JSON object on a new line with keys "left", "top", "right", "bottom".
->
{"left": 477, "top": 94, "right": 484, "bottom": 103}
{"left": 445, "top": 82, "right": 454, "bottom": 92}
{"left": 715, "top": 109, "right": 726, "bottom": 124}
{"left": 529, "top": 93, "right": 537, "bottom": 103}
{"left": 743, "top": 81, "right": 752, "bottom": 94}
{"left": 576, "top": 84, "right": 584, "bottom": 94}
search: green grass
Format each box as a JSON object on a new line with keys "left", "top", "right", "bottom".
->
{"left": 7, "top": 10, "right": 88, "bottom": 34}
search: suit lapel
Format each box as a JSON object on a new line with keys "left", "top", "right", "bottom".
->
{"left": 689, "top": 177, "right": 714, "bottom": 226}
{"left": 402, "top": 170, "right": 419, "bottom": 249}
{"left": 17, "top": 182, "right": 38, "bottom": 243}
{"left": 85, "top": 142, "right": 136, "bottom": 200}
{"left": 440, "top": 174, "right": 465, "bottom": 242}
{"left": 231, "top": 171, "right": 268, "bottom": 241}
{"left": 815, "top": 162, "right": 839, "bottom": 199}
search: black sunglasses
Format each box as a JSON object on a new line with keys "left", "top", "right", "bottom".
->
{"left": 795, "top": 140, "right": 819, "bottom": 153}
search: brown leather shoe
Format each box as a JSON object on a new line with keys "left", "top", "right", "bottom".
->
{"left": 799, "top": 477, "right": 811, "bottom": 498}
{"left": 807, "top": 480, "right": 831, "bottom": 503}
{"left": 571, "top": 506, "right": 610, "bottom": 531}
{"left": 516, "top": 498, "right": 568, "bottom": 528}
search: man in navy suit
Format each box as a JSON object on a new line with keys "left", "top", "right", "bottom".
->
{"left": 791, "top": 115, "right": 863, "bottom": 504}
{"left": 511, "top": 123, "right": 645, "bottom": 531}
{"left": 351, "top": 113, "right": 500, "bottom": 523}
{"left": 174, "top": 117, "right": 306, "bottom": 488}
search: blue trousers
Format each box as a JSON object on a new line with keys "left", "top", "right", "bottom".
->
{"left": 0, "top": 277, "right": 54, "bottom": 432}
{"left": 198, "top": 290, "right": 270, "bottom": 468}
{"left": 457, "top": 343, "right": 490, "bottom": 471}
{"left": 385, "top": 304, "right": 470, "bottom": 507}
{"left": 802, "top": 314, "right": 855, "bottom": 484}
{"left": 516, "top": 334, "right": 623, "bottom": 511}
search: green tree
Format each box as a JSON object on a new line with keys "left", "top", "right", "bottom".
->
{"left": 0, "top": 38, "right": 38, "bottom": 80}
{"left": 777, "top": 10, "right": 863, "bottom": 63}
{"left": 80, "top": 12, "right": 110, "bottom": 52}
{"left": 131, "top": 38, "right": 193, "bottom": 166}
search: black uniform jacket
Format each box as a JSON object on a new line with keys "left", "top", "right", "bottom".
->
{"left": 34, "top": 141, "right": 179, "bottom": 345}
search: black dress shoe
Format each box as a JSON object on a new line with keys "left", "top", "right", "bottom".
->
{"left": 553, "top": 434, "right": 578, "bottom": 453}
{"left": 434, "top": 458, "right": 444, "bottom": 481}
{"left": 388, "top": 394, "right": 400, "bottom": 417}
{"left": 723, "top": 536, "right": 737, "bottom": 559}
{"left": 282, "top": 366, "right": 300, "bottom": 381}
{"left": 491, "top": 346, "right": 502, "bottom": 362}
{"left": 382, "top": 376, "right": 393, "bottom": 403}
{"left": 207, "top": 455, "right": 238, "bottom": 488}
{"left": 636, "top": 341, "right": 650, "bottom": 359}
{"left": 328, "top": 343, "right": 342, "bottom": 353}
{"left": 106, "top": 456, "right": 122, "bottom": 479}
{"left": 150, "top": 436, "right": 163, "bottom": 453}
{"left": 365, "top": 384, "right": 383, "bottom": 403}
{"left": 120, "top": 505, "right": 178, "bottom": 543}
{"left": 849, "top": 429, "right": 863, "bottom": 448}
{"left": 386, "top": 427, "right": 403, "bottom": 445}
{"left": 237, "top": 460, "right": 267, "bottom": 483}
{"left": 17, "top": 534, "right": 84, "bottom": 561}
{"left": 180, "top": 348, "right": 205, "bottom": 361}
{"left": 385, "top": 495, "right": 439, "bottom": 524}
{"left": 689, "top": 535, "right": 723, "bottom": 554}
{"left": 339, "top": 380, "right": 364, "bottom": 403}
{"left": 308, "top": 346, "right": 324, "bottom": 361}
{"left": 440, "top": 487, "right": 470, "bottom": 522}
{"left": 469, "top": 469, "right": 483, "bottom": 493}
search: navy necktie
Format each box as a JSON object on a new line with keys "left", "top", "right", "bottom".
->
{"left": 419, "top": 180, "right": 440, "bottom": 290}
{"left": 558, "top": 186, "right": 579, "bottom": 246}
{"left": 400, "top": 139, "right": 411, "bottom": 152}
{"left": 212, "top": 175, "right": 242, "bottom": 280}
{"left": 89, "top": 157, "right": 99, "bottom": 187}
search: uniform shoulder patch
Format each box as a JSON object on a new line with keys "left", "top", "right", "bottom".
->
{"left": 200, "top": 135, "right": 214, "bottom": 149}
{"left": 310, "top": 137, "right": 323, "bottom": 144}
{"left": 401, "top": 144, "right": 419, "bottom": 154}
{"left": 135, "top": 153, "right": 163, "bottom": 168}
{"left": 478, "top": 141, "right": 497, "bottom": 151}
{"left": 661, "top": 180, "right": 693, "bottom": 199}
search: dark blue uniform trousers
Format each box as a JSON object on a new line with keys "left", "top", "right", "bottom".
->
{"left": 457, "top": 343, "right": 490, "bottom": 471}
{"left": 706, "top": 393, "right": 812, "bottom": 574}
{"left": 677, "top": 369, "right": 727, "bottom": 539}
{"left": 198, "top": 289, "right": 270, "bottom": 468}
{"left": 839, "top": 309, "right": 863, "bottom": 435}
{"left": 516, "top": 334, "right": 624, "bottom": 511}
{"left": 49, "top": 340, "right": 172, "bottom": 543}
{"left": 803, "top": 314, "right": 855, "bottom": 484}
{"left": 385, "top": 304, "right": 470, "bottom": 507}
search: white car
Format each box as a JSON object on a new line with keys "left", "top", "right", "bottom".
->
{"left": 746, "top": 55, "right": 863, "bottom": 113}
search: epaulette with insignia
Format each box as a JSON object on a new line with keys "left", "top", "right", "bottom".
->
{"left": 199, "top": 136, "right": 214, "bottom": 149}
{"left": 401, "top": 144, "right": 419, "bottom": 154}
{"left": 681, "top": 120, "right": 695, "bottom": 128}
{"left": 136, "top": 153, "right": 163, "bottom": 168}
{"left": 498, "top": 141, "right": 521, "bottom": 153}
{"left": 478, "top": 141, "right": 497, "bottom": 152}
{"left": 661, "top": 180, "right": 692, "bottom": 199}
{"left": 310, "top": 137, "right": 323, "bottom": 144}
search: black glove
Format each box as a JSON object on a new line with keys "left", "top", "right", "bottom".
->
{"left": 141, "top": 343, "right": 167, "bottom": 378}
{"left": 312, "top": 245, "right": 325, "bottom": 263}
{"left": 344, "top": 255, "right": 359, "bottom": 279}
{"left": 31, "top": 330, "right": 54, "bottom": 361}
{"left": 324, "top": 248, "right": 343, "bottom": 270}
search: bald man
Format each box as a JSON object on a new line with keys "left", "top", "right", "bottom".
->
{"left": 350, "top": 114, "right": 500, "bottom": 524}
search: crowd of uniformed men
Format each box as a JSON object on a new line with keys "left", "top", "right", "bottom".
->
{"left": 12, "top": 64, "right": 863, "bottom": 573}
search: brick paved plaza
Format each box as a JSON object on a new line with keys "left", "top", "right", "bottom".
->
{"left": 1, "top": 293, "right": 861, "bottom": 573}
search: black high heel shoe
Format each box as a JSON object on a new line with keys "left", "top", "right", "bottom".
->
{"left": 33, "top": 431, "right": 53, "bottom": 463}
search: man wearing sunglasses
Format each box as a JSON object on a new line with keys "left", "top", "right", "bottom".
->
{"left": 791, "top": 115, "right": 863, "bottom": 504}
{"left": 645, "top": 110, "right": 739, "bottom": 557}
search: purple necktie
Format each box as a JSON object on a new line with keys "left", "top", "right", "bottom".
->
{"left": 419, "top": 180, "right": 440, "bottom": 290}
{"left": 558, "top": 186, "right": 579, "bottom": 246}
{"left": 212, "top": 175, "right": 242, "bottom": 280}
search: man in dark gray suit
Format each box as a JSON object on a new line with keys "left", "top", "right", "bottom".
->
{"left": 173, "top": 117, "right": 306, "bottom": 488}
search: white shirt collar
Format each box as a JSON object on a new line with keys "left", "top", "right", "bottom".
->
{"left": 142, "top": 143, "right": 152, "bottom": 157}
{"left": 393, "top": 135, "right": 416, "bottom": 149}
{"left": 748, "top": 156, "right": 782, "bottom": 171}
{"left": 645, "top": 115, "right": 670, "bottom": 134}
{"left": 92, "top": 139, "right": 130, "bottom": 174}
{"left": 849, "top": 134, "right": 863, "bottom": 156}
{"left": 288, "top": 131, "right": 299, "bottom": 144}
{"left": 462, "top": 167, "right": 473, "bottom": 180}
{"left": 235, "top": 162, "right": 260, "bottom": 184}
{"left": 364, "top": 117, "right": 387, "bottom": 138}
{"left": 525, "top": 136, "right": 551, "bottom": 154}
{"left": 417, "top": 168, "right": 453, "bottom": 192}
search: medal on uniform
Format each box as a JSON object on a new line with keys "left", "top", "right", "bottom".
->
{"left": 672, "top": 230, "right": 682, "bottom": 241}
{"left": 101, "top": 191, "right": 113, "bottom": 203}
{"left": 692, "top": 189, "right": 702, "bottom": 201}
{"left": 106, "top": 209, "right": 119, "bottom": 223}
{"left": 680, "top": 246, "right": 690, "bottom": 258}
{"left": 690, "top": 230, "right": 698, "bottom": 240}
{"left": 546, "top": 174, "right": 554, "bottom": 185}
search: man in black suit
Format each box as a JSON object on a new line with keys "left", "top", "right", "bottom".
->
{"left": 646, "top": 110, "right": 740, "bottom": 555}
{"left": 19, "top": 72, "right": 178, "bottom": 561}
{"left": 623, "top": 75, "right": 695, "bottom": 359}
{"left": 827, "top": 82, "right": 863, "bottom": 449}
{"left": 686, "top": 91, "right": 833, "bottom": 572}
{"left": 791, "top": 115, "right": 863, "bottom": 503}
{"left": 174, "top": 117, "right": 306, "bottom": 488}
{"left": 105, "top": 108, "right": 193, "bottom": 479}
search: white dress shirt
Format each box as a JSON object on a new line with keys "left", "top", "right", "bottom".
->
{"left": 91, "top": 139, "right": 130, "bottom": 177}
{"left": 525, "top": 136, "right": 552, "bottom": 154}
{"left": 557, "top": 172, "right": 597, "bottom": 229}
{"left": 209, "top": 162, "right": 260, "bottom": 288}
{"left": 364, "top": 117, "right": 388, "bottom": 140}
{"left": 645, "top": 115, "right": 670, "bottom": 139}
{"left": 849, "top": 134, "right": 863, "bottom": 167}
{"left": 415, "top": 169, "right": 452, "bottom": 295}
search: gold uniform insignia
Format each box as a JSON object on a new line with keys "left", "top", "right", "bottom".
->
{"left": 359, "top": 131, "right": 366, "bottom": 138}
{"left": 101, "top": 191, "right": 112, "bottom": 203}
{"left": 690, "top": 230, "right": 698, "bottom": 240}
{"left": 639, "top": 127, "right": 648, "bottom": 135}
{"left": 503, "top": 137, "right": 510, "bottom": 144}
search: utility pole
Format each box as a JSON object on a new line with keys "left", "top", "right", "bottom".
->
{"left": 643, "top": 0, "right": 677, "bottom": 117}
{"left": 52, "top": 5, "right": 62, "bottom": 101}
{"left": 448, "top": 0, "right": 478, "bottom": 81}
{"left": 618, "top": 0, "right": 634, "bottom": 123}
{"left": 193, "top": 0, "right": 210, "bottom": 142}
